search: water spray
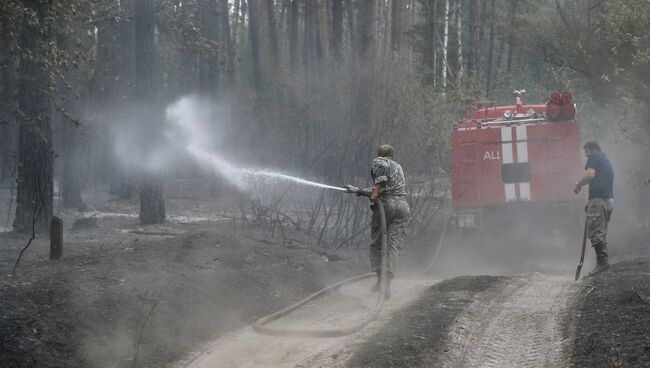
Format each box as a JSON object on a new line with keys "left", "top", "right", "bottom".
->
{"left": 167, "top": 97, "right": 351, "bottom": 194}
{"left": 242, "top": 169, "right": 348, "bottom": 192}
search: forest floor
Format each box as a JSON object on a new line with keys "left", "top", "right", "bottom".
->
{"left": 1, "top": 184, "right": 649, "bottom": 368}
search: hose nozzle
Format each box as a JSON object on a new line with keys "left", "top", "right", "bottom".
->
{"left": 343, "top": 185, "right": 371, "bottom": 197}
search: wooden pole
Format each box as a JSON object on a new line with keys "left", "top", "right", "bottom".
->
{"left": 50, "top": 216, "right": 63, "bottom": 260}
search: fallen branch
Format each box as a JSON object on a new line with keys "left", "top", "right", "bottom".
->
{"left": 12, "top": 202, "right": 42, "bottom": 275}
{"left": 132, "top": 298, "right": 160, "bottom": 368}
{"left": 637, "top": 292, "right": 650, "bottom": 304}
{"left": 3, "top": 168, "right": 16, "bottom": 232}
{"left": 129, "top": 230, "right": 176, "bottom": 236}
{"left": 12, "top": 174, "right": 43, "bottom": 275}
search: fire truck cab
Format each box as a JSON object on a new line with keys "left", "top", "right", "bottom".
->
{"left": 451, "top": 91, "right": 583, "bottom": 244}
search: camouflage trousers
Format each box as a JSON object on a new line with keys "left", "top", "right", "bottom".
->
{"left": 370, "top": 198, "right": 410, "bottom": 275}
{"left": 586, "top": 198, "right": 614, "bottom": 265}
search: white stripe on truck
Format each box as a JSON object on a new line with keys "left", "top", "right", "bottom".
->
{"left": 501, "top": 127, "right": 516, "bottom": 201}
{"left": 501, "top": 125, "right": 531, "bottom": 201}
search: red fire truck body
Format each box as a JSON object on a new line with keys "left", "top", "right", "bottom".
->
{"left": 451, "top": 93, "right": 584, "bottom": 231}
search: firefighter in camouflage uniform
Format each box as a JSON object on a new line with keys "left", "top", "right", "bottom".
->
{"left": 346, "top": 145, "right": 410, "bottom": 299}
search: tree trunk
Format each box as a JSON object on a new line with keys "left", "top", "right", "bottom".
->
{"left": 332, "top": 0, "right": 343, "bottom": 62}
{"left": 248, "top": 0, "right": 262, "bottom": 91}
{"left": 346, "top": 0, "right": 356, "bottom": 62}
{"left": 233, "top": 0, "right": 241, "bottom": 49}
{"left": 198, "top": 0, "right": 220, "bottom": 96}
{"left": 220, "top": 0, "right": 235, "bottom": 84}
{"left": 14, "top": 0, "right": 54, "bottom": 234}
{"left": 266, "top": 0, "right": 279, "bottom": 62}
{"left": 456, "top": 0, "right": 463, "bottom": 80}
{"left": 56, "top": 31, "right": 85, "bottom": 210}
{"left": 110, "top": 0, "right": 137, "bottom": 198}
{"left": 135, "top": 0, "right": 166, "bottom": 225}
{"left": 467, "top": 0, "right": 480, "bottom": 77}
{"left": 289, "top": 0, "right": 299, "bottom": 67}
{"left": 314, "top": 2, "right": 324, "bottom": 61}
{"left": 303, "top": 1, "right": 314, "bottom": 69}
{"left": 391, "top": 0, "right": 405, "bottom": 54}
{"left": 422, "top": 0, "right": 437, "bottom": 85}
{"left": 506, "top": 0, "right": 517, "bottom": 72}
{"left": 357, "top": 0, "right": 376, "bottom": 63}
{"left": 485, "top": 0, "right": 496, "bottom": 97}
{"left": 0, "top": 54, "right": 17, "bottom": 183}
{"left": 442, "top": 0, "right": 450, "bottom": 89}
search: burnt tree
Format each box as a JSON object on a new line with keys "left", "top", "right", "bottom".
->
{"left": 467, "top": 0, "right": 481, "bottom": 76}
{"left": 313, "top": 2, "right": 323, "bottom": 61}
{"left": 110, "top": 0, "right": 137, "bottom": 198}
{"left": 56, "top": 31, "right": 85, "bottom": 210}
{"left": 303, "top": 1, "right": 315, "bottom": 68}
{"left": 14, "top": 0, "right": 54, "bottom": 234}
{"left": 289, "top": 0, "right": 299, "bottom": 67}
{"left": 422, "top": 0, "right": 437, "bottom": 85}
{"left": 0, "top": 53, "right": 17, "bottom": 182}
{"left": 356, "top": 0, "right": 376, "bottom": 63}
{"left": 391, "top": 0, "right": 405, "bottom": 54}
{"left": 332, "top": 0, "right": 343, "bottom": 62}
{"left": 198, "top": 0, "right": 220, "bottom": 96}
{"left": 266, "top": 0, "right": 279, "bottom": 62}
{"left": 506, "top": 0, "right": 517, "bottom": 73}
{"left": 135, "top": 0, "right": 166, "bottom": 225}
{"left": 485, "top": 0, "right": 496, "bottom": 97}
{"left": 248, "top": 0, "right": 262, "bottom": 92}
{"left": 220, "top": 0, "right": 235, "bottom": 85}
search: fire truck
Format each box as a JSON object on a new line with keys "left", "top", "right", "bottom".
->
{"left": 451, "top": 90, "right": 584, "bottom": 245}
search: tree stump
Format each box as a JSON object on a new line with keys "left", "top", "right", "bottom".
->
{"left": 50, "top": 216, "right": 63, "bottom": 260}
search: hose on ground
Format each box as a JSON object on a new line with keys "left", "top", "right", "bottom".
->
{"left": 252, "top": 198, "right": 388, "bottom": 337}
{"left": 251, "top": 199, "right": 456, "bottom": 338}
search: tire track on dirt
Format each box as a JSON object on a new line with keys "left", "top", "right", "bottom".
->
{"left": 440, "top": 275, "right": 580, "bottom": 368}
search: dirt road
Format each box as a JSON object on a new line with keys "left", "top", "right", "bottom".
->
{"left": 439, "top": 275, "right": 579, "bottom": 368}
{"left": 181, "top": 277, "right": 437, "bottom": 368}
{"left": 181, "top": 275, "right": 580, "bottom": 368}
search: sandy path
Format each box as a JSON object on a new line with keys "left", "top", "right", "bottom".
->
{"left": 180, "top": 277, "right": 437, "bottom": 368}
{"left": 439, "top": 275, "right": 580, "bottom": 368}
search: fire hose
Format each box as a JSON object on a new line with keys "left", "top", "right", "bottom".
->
{"left": 251, "top": 190, "right": 456, "bottom": 338}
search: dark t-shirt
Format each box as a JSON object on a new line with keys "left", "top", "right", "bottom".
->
{"left": 585, "top": 151, "right": 614, "bottom": 199}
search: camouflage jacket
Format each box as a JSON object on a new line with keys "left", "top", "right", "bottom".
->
{"left": 370, "top": 157, "right": 408, "bottom": 197}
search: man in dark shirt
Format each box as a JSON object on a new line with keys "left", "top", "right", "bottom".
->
{"left": 574, "top": 141, "right": 614, "bottom": 275}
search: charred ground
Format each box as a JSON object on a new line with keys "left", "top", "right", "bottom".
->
{"left": 0, "top": 188, "right": 370, "bottom": 367}
{"left": 1, "top": 183, "right": 649, "bottom": 367}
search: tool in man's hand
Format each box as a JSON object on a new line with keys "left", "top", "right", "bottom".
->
{"left": 575, "top": 216, "right": 589, "bottom": 281}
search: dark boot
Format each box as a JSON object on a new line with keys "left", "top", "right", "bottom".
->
{"left": 586, "top": 243, "right": 611, "bottom": 277}
{"left": 588, "top": 263, "right": 611, "bottom": 276}
{"left": 594, "top": 242, "right": 610, "bottom": 266}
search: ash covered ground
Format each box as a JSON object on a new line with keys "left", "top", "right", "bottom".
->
{"left": 1, "top": 183, "right": 649, "bottom": 368}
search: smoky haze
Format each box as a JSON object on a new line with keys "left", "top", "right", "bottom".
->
{"left": 1, "top": 0, "right": 650, "bottom": 367}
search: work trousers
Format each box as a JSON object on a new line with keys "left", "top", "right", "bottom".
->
{"left": 586, "top": 198, "right": 614, "bottom": 265}
{"left": 370, "top": 198, "right": 410, "bottom": 275}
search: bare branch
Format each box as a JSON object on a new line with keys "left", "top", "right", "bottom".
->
{"left": 132, "top": 298, "right": 160, "bottom": 368}
{"left": 11, "top": 174, "right": 43, "bottom": 275}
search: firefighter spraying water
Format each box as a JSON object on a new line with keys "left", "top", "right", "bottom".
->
{"left": 344, "top": 144, "right": 410, "bottom": 300}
